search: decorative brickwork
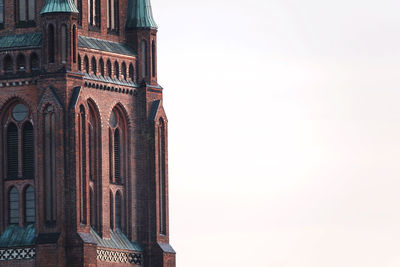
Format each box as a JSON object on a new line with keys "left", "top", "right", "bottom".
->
{"left": 97, "top": 249, "right": 142, "bottom": 265}
{"left": 0, "top": 248, "right": 35, "bottom": 261}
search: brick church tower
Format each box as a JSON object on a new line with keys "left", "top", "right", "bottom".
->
{"left": 0, "top": 0, "right": 176, "bottom": 265}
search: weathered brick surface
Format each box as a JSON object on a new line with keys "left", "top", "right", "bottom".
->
{"left": 0, "top": 0, "right": 175, "bottom": 266}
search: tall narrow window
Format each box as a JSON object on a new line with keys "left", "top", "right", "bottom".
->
{"left": 19, "top": 0, "right": 27, "bottom": 22}
{"left": 30, "top": 53, "right": 39, "bottom": 71}
{"left": 109, "top": 191, "right": 114, "bottom": 230}
{"left": 99, "top": 58, "right": 104, "bottom": 76}
{"left": 91, "top": 57, "right": 97, "bottom": 75}
{"left": 80, "top": 105, "right": 87, "bottom": 224}
{"left": 115, "top": 191, "right": 122, "bottom": 229}
{"left": 84, "top": 56, "right": 89, "bottom": 73}
{"left": 113, "top": 0, "right": 119, "bottom": 30}
{"left": 44, "top": 105, "right": 56, "bottom": 223}
{"left": 121, "top": 62, "right": 126, "bottom": 80}
{"left": 0, "top": 0, "right": 4, "bottom": 24}
{"left": 73, "top": 26, "right": 77, "bottom": 63}
{"left": 95, "top": 0, "right": 100, "bottom": 26}
{"left": 28, "top": 0, "right": 34, "bottom": 21}
{"left": 129, "top": 63, "right": 134, "bottom": 81}
{"left": 48, "top": 24, "right": 55, "bottom": 63}
{"left": 114, "top": 128, "right": 120, "bottom": 184}
{"left": 107, "top": 60, "right": 112, "bottom": 77}
{"left": 7, "top": 123, "right": 18, "bottom": 179}
{"left": 152, "top": 40, "right": 156, "bottom": 77}
{"left": 158, "top": 118, "right": 166, "bottom": 234}
{"left": 17, "top": 54, "right": 26, "bottom": 72}
{"left": 114, "top": 61, "right": 119, "bottom": 79}
{"left": 22, "top": 122, "right": 34, "bottom": 179}
{"left": 90, "top": 188, "right": 96, "bottom": 228}
{"left": 88, "top": 0, "right": 93, "bottom": 25}
{"left": 77, "top": 0, "right": 82, "bottom": 25}
{"left": 61, "top": 25, "right": 67, "bottom": 63}
{"left": 78, "top": 54, "right": 82, "bottom": 71}
{"left": 9, "top": 187, "right": 19, "bottom": 225}
{"left": 107, "top": 0, "right": 112, "bottom": 29}
{"left": 141, "top": 40, "right": 147, "bottom": 77}
{"left": 4, "top": 55, "right": 13, "bottom": 74}
{"left": 25, "top": 186, "right": 35, "bottom": 224}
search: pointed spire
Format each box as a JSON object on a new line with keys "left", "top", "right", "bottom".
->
{"left": 126, "top": 0, "right": 158, "bottom": 29}
{"left": 40, "top": 0, "right": 79, "bottom": 14}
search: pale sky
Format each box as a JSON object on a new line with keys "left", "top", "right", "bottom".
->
{"left": 153, "top": 0, "right": 400, "bottom": 266}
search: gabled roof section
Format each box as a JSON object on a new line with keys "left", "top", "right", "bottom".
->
{"left": 126, "top": 0, "right": 158, "bottom": 29}
{"left": 0, "top": 32, "right": 42, "bottom": 50}
{"left": 40, "top": 0, "right": 79, "bottom": 14}
{"left": 78, "top": 36, "right": 137, "bottom": 56}
{"left": 0, "top": 224, "right": 35, "bottom": 247}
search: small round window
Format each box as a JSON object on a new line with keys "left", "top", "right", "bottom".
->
{"left": 12, "top": 104, "right": 28, "bottom": 121}
{"left": 110, "top": 110, "right": 117, "bottom": 128}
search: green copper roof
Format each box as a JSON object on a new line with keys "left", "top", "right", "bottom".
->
{"left": 78, "top": 35, "right": 137, "bottom": 56}
{"left": 40, "top": 0, "right": 79, "bottom": 14}
{"left": 0, "top": 32, "right": 42, "bottom": 50}
{"left": 0, "top": 224, "right": 35, "bottom": 247}
{"left": 90, "top": 228, "right": 143, "bottom": 251}
{"left": 126, "top": 0, "right": 158, "bottom": 29}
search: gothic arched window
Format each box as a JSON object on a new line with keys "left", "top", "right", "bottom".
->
{"left": 141, "top": 40, "right": 147, "bottom": 78}
{"left": 4, "top": 55, "right": 13, "bottom": 74}
{"left": 79, "top": 105, "right": 87, "bottom": 224}
{"left": 6, "top": 103, "right": 32, "bottom": 180}
{"left": 9, "top": 187, "right": 19, "bottom": 225}
{"left": 158, "top": 118, "right": 166, "bottom": 235}
{"left": 91, "top": 57, "right": 97, "bottom": 75}
{"left": 107, "top": 60, "right": 112, "bottom": 77}
{"left": 121, "top": 62, "right": 126, "bottom": 80}
{"left": 129, "top": 63, "right": 134, "bottom": 81}
{"left": 84, "top": 56, "right": 89, "bottom": 73}
{"left": 109, "top": 108, "right": 127, "bottom": 185}
{"left": 114, "top": 61, "right": 119, "bottom": 79}
{"left": 78, "top": 54, "right": 82, "bottom": 71}
{"left": 48, "top": 24, "right": 55, "bottom": 63}
{"left": 44, "top": 105, "right": 56, "bottom": 223}
{"left": 25, "top": 186, "right": 35, "bottom": 224}
{"left": 73, "top": 26, "right": 77, "bottom": 63}
{"left": 152, "top": 40, "right": 156, "bottom": 77}
{"left": 61, "top": 24, "right": 68, "bottom": 63}
{"left": 99, "top": 58, "right": 104, "bottom": 76}
{"left": 30, "top": 53, "right": 39, "bottom": 71}
{"left": 17, "top": 54, "right": 26, "bottom": 72}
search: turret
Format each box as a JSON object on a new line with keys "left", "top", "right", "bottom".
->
{"left": 126, "top": 0, "right": 158, "bottom": 85}
{"left": 40, "top": 0, "right": 79, "bottom": 72}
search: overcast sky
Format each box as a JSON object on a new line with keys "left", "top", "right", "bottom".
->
{"left": 152, "top": 0, "right": 400, "bottom": 266}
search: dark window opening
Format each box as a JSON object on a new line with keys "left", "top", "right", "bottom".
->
{"left": 129, "top": 63, "right": 134, "bottom": 81}
{"left": 121, "top": 62, "right": 126, "bottom": 80}
{"left": 114, "top": 128, "right": 120, "bottom": 184}
{"left": 30, "top": 53, "right": 39, "bottom": 71}
{"left": 115, "top": 191, "right": 122, "bottom": 229}
{"left": 110, "top": 191, "right": 114, "bottom": 230}
{"left": 7, "top": 123, "right": 18, "bottom": 179}
{"left": 107, "top": 60, "right": 112, "bottom": 77}
{"left": 114, "top": 61, "right": 119, "bottom": 79}
{"left": 9, "top": 187, "right": 19, "bottom": 225}
{"left": 159, "top": 118, "right": 166, "bottom": 235}
{"left": 84, "top": 56, "right": 89, "bottom": 73}
{"left": 80, "top": 105, "right": 87, "bottom": 224}
{"left": 99, "top": 58, "right": 104, "bottom": 76}
{"left": 91, "top": 57, "right": 97, "bottom": 75}
{"left": 152, "top": 40, "right": 156, "bottom": 77}
{"left": 22, "top": 122, "right": 34, "bottom": 179}
{"left": 48, "top": 24, "right": 55, "bottom": 63}
{"left": 73, "top": 26, "right": 77, "bottom": 63}
{"left": 25, "top": 186, "right": 35, "bottom": 224}
{"left": 4, "top": 55, "right": 13, "bottom": 74}
{"left": 78, "top": 54, "right": 82, "bottom": 71}
{"left": 44, "top": 105, "right": 56, "bottom": 223}
{"left": 17, "top": 54, "right": 26, "bottom": 72}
